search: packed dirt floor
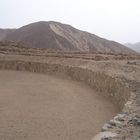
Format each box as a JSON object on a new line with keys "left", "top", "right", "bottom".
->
{"left": 0, "top": 70, "right": 118, "bottom": 140}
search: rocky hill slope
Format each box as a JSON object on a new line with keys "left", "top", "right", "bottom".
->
{"left": 2, "top": 21, "right": 135, "bottom": 54}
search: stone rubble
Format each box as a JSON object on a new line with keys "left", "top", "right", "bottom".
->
{"left": 93, "top": 80, "right": 140, "bottom": 140}
{"left": 92, "top": 132, "right": 118, "bottom": 140}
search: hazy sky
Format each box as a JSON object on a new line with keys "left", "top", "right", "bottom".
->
{"left": 0, "top": 0, "right": 140, "bottom": 43}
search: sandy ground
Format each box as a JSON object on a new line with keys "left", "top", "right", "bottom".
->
{"left": 0, "top": 70, "right": 118, "bottom": 140}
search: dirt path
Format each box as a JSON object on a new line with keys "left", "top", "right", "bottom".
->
{"left": 0, "top": 70, "right": 119, "bottom": 140}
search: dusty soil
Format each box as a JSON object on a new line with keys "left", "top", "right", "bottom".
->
{"left": 0, "top": 70, "right": 118, "bottom": 140}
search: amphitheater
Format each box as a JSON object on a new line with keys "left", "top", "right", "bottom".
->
{"left": 0, "top": 52, "right": 140, "bottom": 140}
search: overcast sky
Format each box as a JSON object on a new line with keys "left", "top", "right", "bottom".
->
{"left": 0, "top": 0, "right": 140, "bottom": 43}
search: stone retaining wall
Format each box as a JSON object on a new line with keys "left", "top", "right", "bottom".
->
{"left": 0, "top": 60, "right": 130, "bottom": 110}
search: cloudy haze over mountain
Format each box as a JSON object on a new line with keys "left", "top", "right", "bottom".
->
{"left": 0, "top": 0, "right": 140, "bottom": 44}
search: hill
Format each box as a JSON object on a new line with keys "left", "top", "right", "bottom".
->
{"left": 2, "top": 21, "right": 135, "bottom": 54}
{"left": 125, "top": 43, "right": 140, "bottom": 53}
{"left": 0, "top": 29, "right": 16, "bottom": 41}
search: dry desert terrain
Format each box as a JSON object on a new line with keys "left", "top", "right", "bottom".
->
{"left": 0, "top": 45, "right": 139, "bottom": 139}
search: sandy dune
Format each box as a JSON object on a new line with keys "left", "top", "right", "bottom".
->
{"left": 0, "top": 70, "right": 118, "bottom": 140}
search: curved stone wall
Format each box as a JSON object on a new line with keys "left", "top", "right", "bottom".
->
{"left": 0, "top": 60, "right": 130, "bottom": 110}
